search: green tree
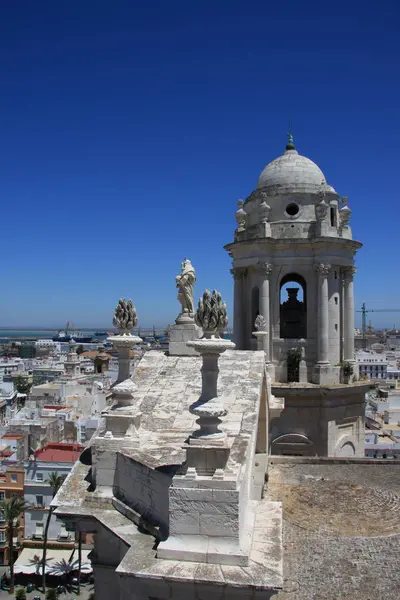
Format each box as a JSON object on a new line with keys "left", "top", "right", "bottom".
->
{"left": 76, "top": 345, "right": 85, "bottom": 355}
{"left": 45, "top": 588, "right": 58, "bottom": 600}
{"left": 49, "top": 558, "right": 79, "bottom": 590}
{"left": 13, "top": 375, "right": 32, "bottom": 396}
{"left": 28, "top": 552, "right": 53, "bottom": 576}
{"left": 0, "top": 495, "right": 28, "bottom": 594}
{"left": 15, "top": 589, "right": 26, "bottom": 600}
{"left": 42, "top": 473, "right": 66, "bottom": 593}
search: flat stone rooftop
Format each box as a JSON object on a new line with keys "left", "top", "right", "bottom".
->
{"left": 96, "top": 349, "right": 265, "bottom": 469}
{"left": 55, "top": 349, "right": 284, "bottom": 596}
{"left": 267, "top": 458, "right": 400, "bottom": 600}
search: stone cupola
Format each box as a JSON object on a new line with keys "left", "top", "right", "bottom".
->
{"left": 225, "top": 134, "right": 362, "bottom": 385}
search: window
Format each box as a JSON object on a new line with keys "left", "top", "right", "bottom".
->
{"left": 59, "top": 522, "right": 69, "bottom": 539}
{"left": 0, "top": 492, "right": 4, "bottom": 502}
{"left": 35, "top": 473, "right": 43, "bottom": 482}
{"left": 285, "top": 202, "right": 299, "bottom": 217}
{"left": 10, "top": 474, "right": 17, "bottom": 483}
{"left": 34, "top": 522, "right": 43, "bottom": 538}
{"left": 280, "top": 274, "right": 307, "bottom": 339}
{"left": 36, "top": 495, "right": 44, "bottom": 508}
{"left": 0, "top": 531, "right": 5, "bottom": 542}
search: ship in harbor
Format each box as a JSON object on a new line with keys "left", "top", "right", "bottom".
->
{"left": 52, "top": 322, "right": 93, "bottom": 343}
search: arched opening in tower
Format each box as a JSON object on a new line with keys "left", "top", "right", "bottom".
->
{"left": 251, "top": 286, "right": 260, "bottom": 333}
{"left": 280, "top": 274, "right": 307, "bottom": 339}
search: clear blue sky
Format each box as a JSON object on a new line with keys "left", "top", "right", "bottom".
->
{"left": 1, "top": 0, "right": 399, "bottom": 329}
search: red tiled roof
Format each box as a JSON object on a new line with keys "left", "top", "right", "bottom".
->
{"left": 35, "top": 443, "right": 84, "bottom": 463}
{"left": 2, "top": 434, "right": 24, "bottom": 440}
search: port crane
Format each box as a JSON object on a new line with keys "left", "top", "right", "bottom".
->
{"left": 357, "top": 303, "right": 400, "bottom": 350}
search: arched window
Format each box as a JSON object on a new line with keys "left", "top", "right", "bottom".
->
{"left": 251, "top": 287, "right": 259, "bottom": 332}
{"left": 280, "top": 274, "right": 307, "bottom": 338}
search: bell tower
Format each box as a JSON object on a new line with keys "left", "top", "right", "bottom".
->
{"left": 225, "top": 135, "right": 369, "bottom": 456}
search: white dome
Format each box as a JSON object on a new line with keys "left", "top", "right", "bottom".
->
{"left": 257, "top": 149, "right": 327, "bottom": 194}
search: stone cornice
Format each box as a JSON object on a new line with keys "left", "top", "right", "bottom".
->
{"left": 225, "top": 236, "right": 363, "bottom": 253}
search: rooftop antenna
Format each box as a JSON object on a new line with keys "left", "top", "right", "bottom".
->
{"left": 286, "top": 119, "right": 296, "bottom": 151}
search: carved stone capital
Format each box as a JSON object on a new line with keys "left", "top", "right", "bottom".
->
{"left": 257, "top": 261, "right": 273, "bottom": 276}
{"left": 314, "top": 263, "right": 331, "bottom": 276}
{"left": 342, "top": 266, "right": 357, "bottom": 280}
{"left": 230, "top": 267, "right": 246, "bottom": 280}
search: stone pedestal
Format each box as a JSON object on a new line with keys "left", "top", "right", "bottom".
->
{"left": 102, "top": 379, "right": 141, "bottom": 439}
{"left": 169, "top": 319, "right": 202, "bottom": 356}
{"left": 107, "top": 334, "right": 142, "bottom": 384}
{"left": 313, "top": 364, "right": 340, "bottom": 385}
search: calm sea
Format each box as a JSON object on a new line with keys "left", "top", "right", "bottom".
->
{"left": 0, "top": 329, "right": 101, "bottom": 339}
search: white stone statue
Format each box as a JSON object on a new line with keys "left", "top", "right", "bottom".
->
{"left": 175, "top": 259, "right": 196, "bottom": 316}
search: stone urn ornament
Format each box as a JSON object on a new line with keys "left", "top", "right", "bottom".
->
{"left": 108, "top": 298, "right": 142, "bottom": 384}
{"left": 187, "top": 290, "right": 235, "bottom": 444}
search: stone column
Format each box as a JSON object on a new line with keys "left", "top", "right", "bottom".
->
{"left": 314, "top": 263, "right": 331, "bottom": 363}
{"left": 343, "top": 266, "right": 356, "bottom": 362}
{"left": 107, "top": 335, "right": 141, "bottom": 384}
{"left": 257, "top": 262, "right": 273, "bottom": 361}
{"left": 231, "top": 267, "right": 245, "bottom": 349}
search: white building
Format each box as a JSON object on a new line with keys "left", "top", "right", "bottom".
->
{"left": 356, "top": 350, "right": 388, "bottom": 379}
{"left": 24, "top": 442, "right": 83, "bottom": 544}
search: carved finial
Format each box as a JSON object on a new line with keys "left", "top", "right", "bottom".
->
{"left": 254, "top": 314, "right": 267, "bottom": 332}
{"left": 195, "top": 290, "right": 228, "bottom": 336}
{"left": 235, "top": 200, "right": 246, "bottom": 230}
{"left": 339, "top": 204, "right": 352, "bottom": 227}
{"left": 113, "top": 298, "right": 137, "bottom": 335}
{"left": 286, "top": 122, "right": 296, "bottom": 151}
{"left": 259, "top": 192, "right": 271, "bottom": 223}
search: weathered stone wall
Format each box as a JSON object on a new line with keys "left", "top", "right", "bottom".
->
{"left": 113, "top": 453, "right": 172, "bottom": 538}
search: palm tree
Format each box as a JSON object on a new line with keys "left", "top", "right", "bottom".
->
{"left": 41, "top": 472, "right": 66, "bottom": 593}
{"left": 28, "top": 553, "right": 53, "bottom": 576}
{"left": 0, "top": 495, "right": 27, "bottom": 593}
{"left": 49, "top": 558, "right": 79, "bottom": 591}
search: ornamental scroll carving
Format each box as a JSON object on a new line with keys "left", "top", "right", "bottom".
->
{"left": 314, "top": 263, "right": 331, "bottom": 276}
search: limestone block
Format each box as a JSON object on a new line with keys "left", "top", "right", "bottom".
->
{"left": 199, "top": 512, "right": 239, "bottom": 537}
{"left": 313, "top": 364, "right": 340, "bottom": 385}
{"left": 169, "top": 322, "right": 201, "bottom": 356}
{"left": 169, "top": 510, "right": 200, "bottom": 535}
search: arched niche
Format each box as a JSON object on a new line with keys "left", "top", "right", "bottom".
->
{"left": 251, "top": 286, "right": 259, "bottom": 333}
{"left": 280, "top": 273, "right": 307, "bottom": 339}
